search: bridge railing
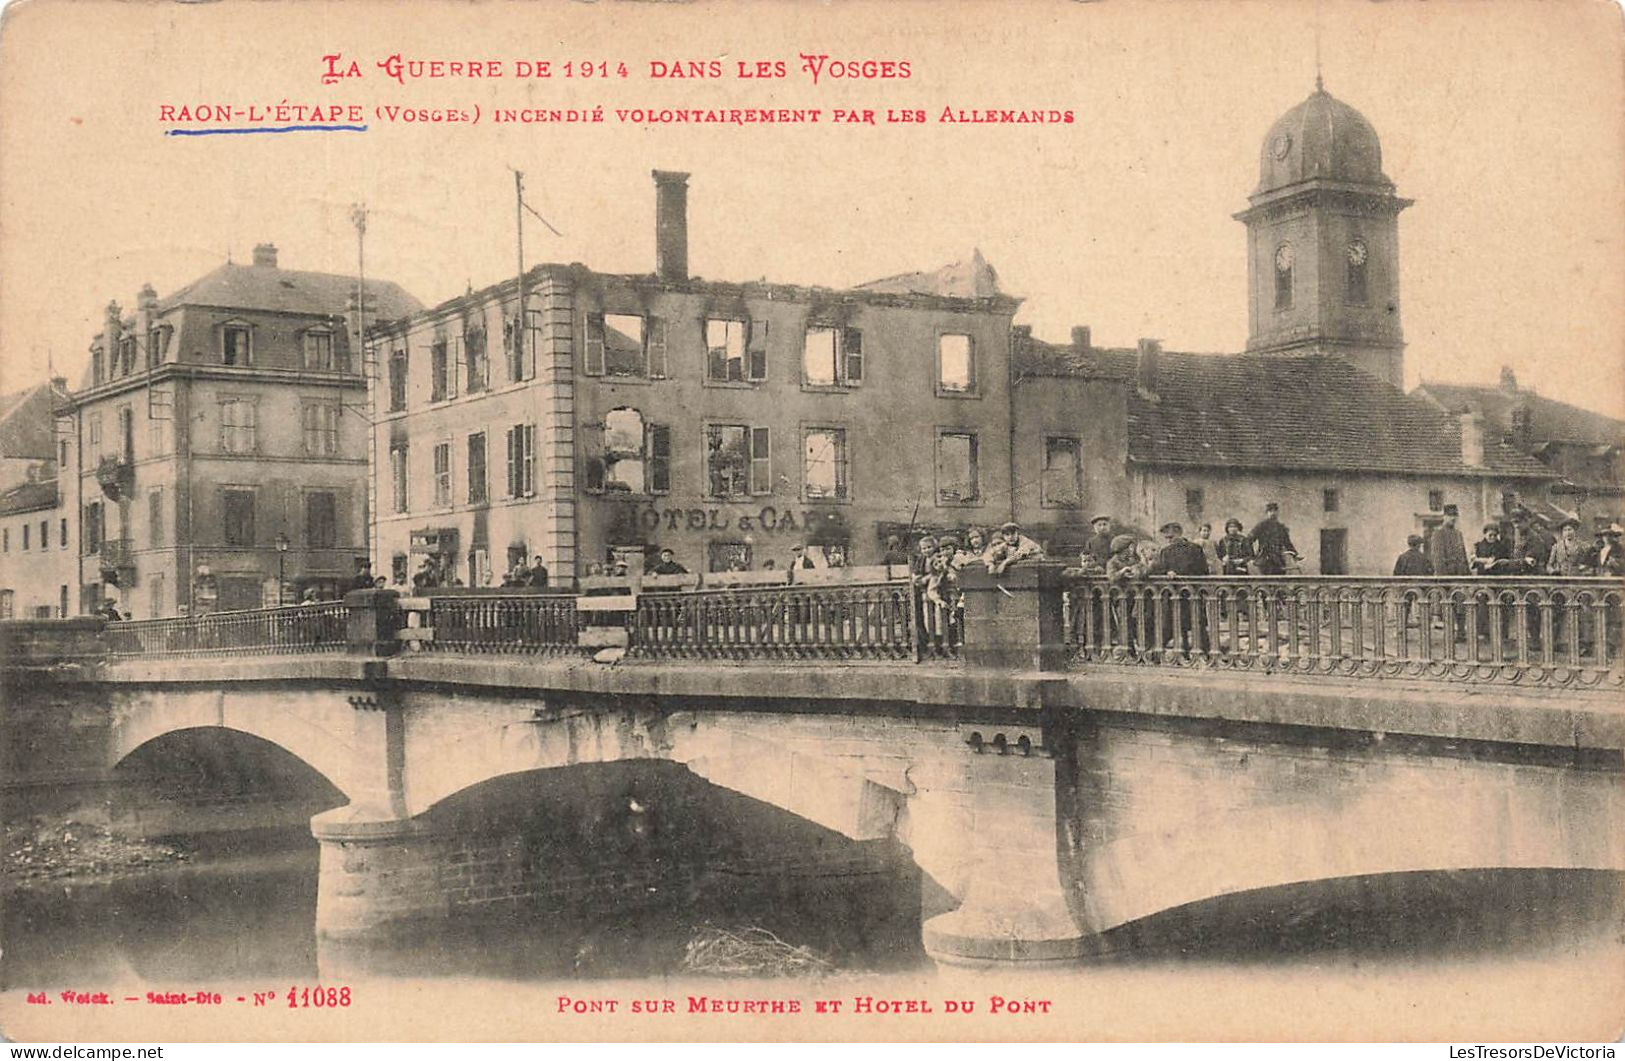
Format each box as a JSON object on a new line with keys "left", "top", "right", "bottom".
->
{"left": 630, "top": 579, "right": 926, "bottom": 662}
{"left": 1061, "top": 574, "right": 1625, "bottom": 689}
{"left": 418, "top": 592, "right": 584, "bottom": 656}
{"left": 106, "top": 601, "right": 350, "bottom": 658}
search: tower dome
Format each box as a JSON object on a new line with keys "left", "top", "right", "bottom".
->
{"left": 1255, "top": 82, "right": 1391, "bottom": 196}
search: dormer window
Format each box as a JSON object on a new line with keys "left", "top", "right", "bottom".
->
{"left": 222, "top": 322, "right": 252, "bottom": 366}
{"left": 303, "top": 329, "right": 335, "bottom": 370}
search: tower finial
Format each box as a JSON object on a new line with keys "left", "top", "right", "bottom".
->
{"left": 1313, "top": 0, "right": 1324, "bottom": 92}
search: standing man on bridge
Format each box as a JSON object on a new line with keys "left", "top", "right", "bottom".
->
{"left": 1149, "top": 522, "right": 1210, "bottom": 656}
{"left": 1247, "top": 502, "right": 1300, "bottom": 576}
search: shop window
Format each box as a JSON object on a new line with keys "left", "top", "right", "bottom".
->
{"left": 938, "top": 334, "right": 973, "bottom": 393}
{"left": 1043, "top": 436, "right": 1082, "bottom": 507}
{"left": 803, "top": 326, "right": 863, "bottom": 387}
{"left": 706, "top": 424, "right": 770, "bottom": 499}
{"left": 936, "top": 431, "right": 979, "bottom": 503}
{"left": 803, "top": 428, "right": 849, "bottom": 500}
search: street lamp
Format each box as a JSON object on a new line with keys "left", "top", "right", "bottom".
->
{"left": 275, "top": 532, "right": 290, "bottom": 606}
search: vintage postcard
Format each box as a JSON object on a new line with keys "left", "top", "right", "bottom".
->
{"left": 1, "top": 0, "right": 1622, "bottom": 1045}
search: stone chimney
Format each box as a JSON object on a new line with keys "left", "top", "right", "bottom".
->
{"left": 1136, "top": 338, "right": 1162, "bottom": 396}
{"left": 251, "top": 243, "right": 279, "bottom": 268}
{"left": 652, "top": 170, "right": 690, "bottom": 282}
{"left": 1499, "top": 365, "right": 1518, "bottom": 393}
{"left": 137, "top": 284, "right": 157, "bottom": 366}
{"left": 1460, "top": 409, "right": 1485, "bottom": 467}
{"left": 103, "top": 301, "right": 121, "bottom": 375}
{"left": 1011, "top": 324, "right": 1032, "bottom": 342}
{"left": 1071, "top": 326, "right": 1091, "bottom": 354}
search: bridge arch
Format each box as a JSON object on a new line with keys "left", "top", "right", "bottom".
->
{"left": 1078, "top": 780, "right": 1625, "bottom": 932}
{"left": 109, "top": 688, "right": 365, "bottom": 801}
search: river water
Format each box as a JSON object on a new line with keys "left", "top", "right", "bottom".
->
{"left": 3, "top": 835, "right": 1622, "bottom": 1041}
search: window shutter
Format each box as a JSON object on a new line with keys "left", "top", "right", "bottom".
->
{"left": 505, "top": 427, "right": 518, "bottom": 497}
{"left": 648, "top": 424, "right": 671, "bottom": 493}
{"left": 584, "top": 313, "right": 606, "bottom": 375}
{"left": 523, "top": 424, "right": 536, "bottom": 495}
{"left": 749, "top": 427, "right": 771, "bottom": 495}
{"left": 843, "top": 328, "right": 863, "bottom": 384}
{"left": 647, "top": 318, "right": 668, "bottom": 379}
{"left": 747, "top": 320, "right": 768, "bottom": 381}
{"left": 448, "top": 337, "right": 460, "bottom": 398}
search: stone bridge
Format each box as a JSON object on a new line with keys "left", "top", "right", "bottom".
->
{"left": 4, "top": 572, "right": 1622, "bottom": 966}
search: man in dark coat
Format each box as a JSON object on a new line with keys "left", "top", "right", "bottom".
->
{"left": 526, "top": 555, "right": 550, "bottom": 588}
{"left": 1429, "top": 506, "right": 1471, "bottom": 640}
{"left": 1080, "top": 515, "right": 1115, "bottom": 573}
{"left": 347, "top": 558, "right": 375, "bottom": 593}
{"left": 1519, "top": 518, "right": 1556, "bottom": 576}
{"left": 1247, "top": 502, "right": 1299, "bottom": 575}
{"left": 649, "top": 548, "right": 688, "bottom": 576}
{"left": 1148, "top": 521, "right": 1210, "bottom": 654}
{"left": 1393, "top": 534, "right": 1433, "bottom": 577}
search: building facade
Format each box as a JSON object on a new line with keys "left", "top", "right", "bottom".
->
{"left": 369, "top": 171, "right": 1022, "bottom": 583}
{"left": 60, "top": 246, "right": 421, "bottom": 616}
{"left": 0, "top": 382, "right": 77, "bottom": 618}
{"left": 1415, "top": 367, "right": 1624, "bottom": 533}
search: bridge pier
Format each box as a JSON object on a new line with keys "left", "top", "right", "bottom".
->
{"left": 311, "top": 806, "right": 443, "bottom": 939}
{"left": 920, "top": 724, "right": 1087, "bottom": 967}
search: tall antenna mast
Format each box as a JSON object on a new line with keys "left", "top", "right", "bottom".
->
{"left": 515, "top": 170, "right": 526, "bottom": 374}
{"left": 350, "top": 202, "right": 375, "bottom": 568}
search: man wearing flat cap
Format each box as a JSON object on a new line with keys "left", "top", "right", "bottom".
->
{"left": 1148, "top": 521, "right": 1210, "bottom": 654}
{"left": 1080, "top": 515, "right": 1115, "bottom": 574}
{"left": 985, "top": 521, "right": 1044, "bottom": 575}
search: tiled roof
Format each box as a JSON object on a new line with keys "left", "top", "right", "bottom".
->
{"left": 1415, "top": 382, "right": 1624, "bottom": 448}
{"left": 1016, "top": 337, "right": 1554, "bottom": 478}
{"left": 157, "top": 262, "right": 422, "bottom": 321}
{"left": 0, "top": 384, "right": 59, "bottom": 460}
{"left": 0, "top": 479, "right": 58, "bottom": 516}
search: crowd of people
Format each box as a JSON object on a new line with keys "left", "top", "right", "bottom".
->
{"left": 1408, "top": 506, "right": 1624, "bottom": 580}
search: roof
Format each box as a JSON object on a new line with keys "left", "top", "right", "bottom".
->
{"left": 857, "top": 249, "right": 1005, "bottom": 299}
{"left": 157, "top": 261, "right": 422, "bottom": 321}
{"left": 1414, "top": 381, "right": 1625, "bottom": 448}
{"left": 1016, "top": 336, "right": 1554, "bottom": 479}
{"left": 0, "top": 383, "right": 60, "bottom": 461}
{"left": 0, "top": 479, "right": 58, "bottom": 516}
{"left": 1254, "top": 84, "right": 1391, "bottom": 198}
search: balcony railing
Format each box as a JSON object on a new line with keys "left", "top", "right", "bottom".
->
{"left": 99, "top": 538, "right": 135, "bottom": 569}
{"left": 107, "top": 601, "right": 349, "bottom": 659}
{"left": 1062, "top": 575, "right": 1624, "bottom": 689}
{"left": 629, "top": 580, "right": 923, "bottom": 662}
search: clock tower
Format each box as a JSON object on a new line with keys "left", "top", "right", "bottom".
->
{"left": 1235, "top": 82, "right": 1413, "bottom": 388}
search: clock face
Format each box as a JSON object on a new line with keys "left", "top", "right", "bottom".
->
{"left": 1347, "top": 239, "right": 1369, "bottom": 266}
{"left": 1275, "top": 243, "right": 1294, "bottom": 271}
{"left": 1271, "top": 132, "right": 1292, "bottom": 160}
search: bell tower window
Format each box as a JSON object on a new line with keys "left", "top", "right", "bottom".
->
{"left": 1273, "top": 243, "right": 1294, "bottom": 310}
{"left": 1346, "top": 238, "right": 1369, "bottom": 305}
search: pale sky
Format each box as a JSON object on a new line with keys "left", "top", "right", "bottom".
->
{"left": 2, "top": 0, "right": 1622, "bottom": 415}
